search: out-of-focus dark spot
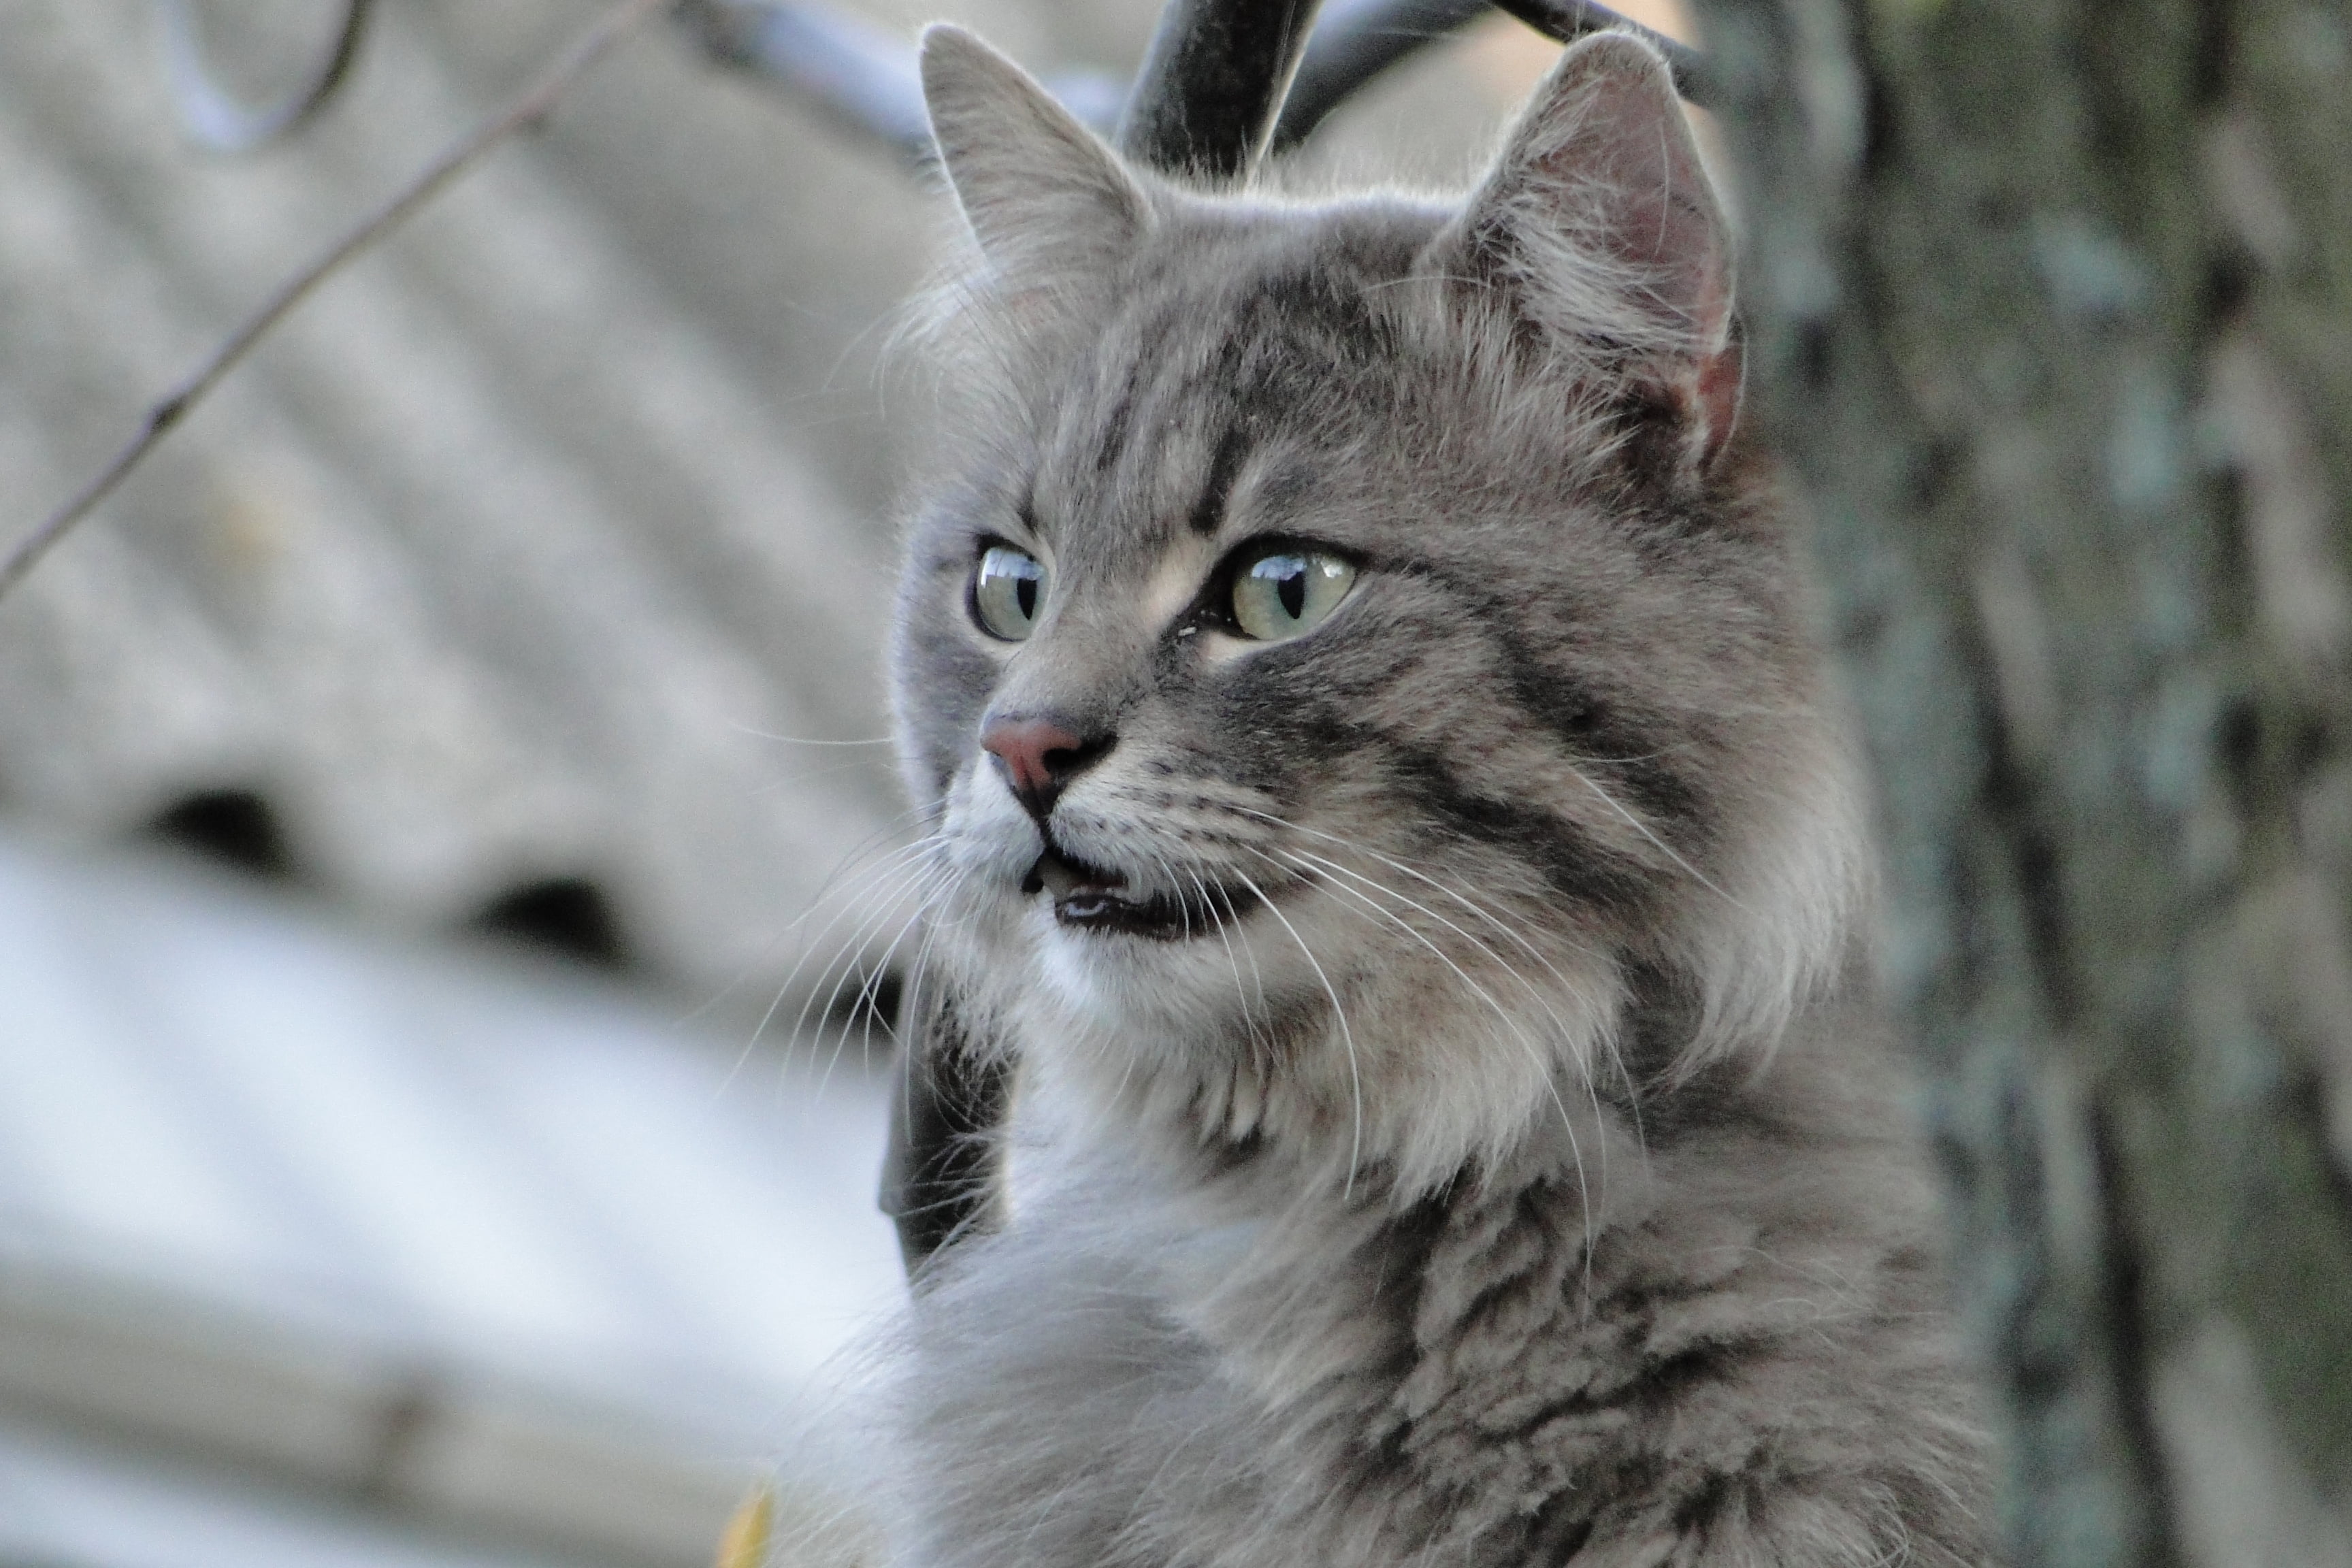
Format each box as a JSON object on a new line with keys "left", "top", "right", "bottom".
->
{"left": 1860, "top": 75, "right": 1897, "bottom": 182}
{"left": 1841, "top": 604, "right": 1891, "bottom": 653}
{"left": 1908, "top": 438, "right": 1965, "bottom": 512}
{"left": 470, "top": 877, "right": 629, "bottom": 970}
{"left": 2201, "top": 251, "right": 2255, "bottom": 327}
{"left": 355, "top": 1372, "right": 439, "bottom": 1505}
{"left": 2192, "top": 0, "right": 2234, "bottom": 107}
{"left": 1797, "top": 321, "right": 1834, "bottom": 391}
{"left": 2218, "top": 696, "right": 2263, "bottom": 787}
{"left": 146, "top": 788, "right": 297, "bottom": 880}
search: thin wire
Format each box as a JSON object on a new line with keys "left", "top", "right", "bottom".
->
{"left": 0, "top": 0, "right": 675, "bottom": 606}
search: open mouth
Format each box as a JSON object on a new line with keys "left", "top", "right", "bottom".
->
{"left": 1021, "top": 846, "right": 1239, "bottom": 940}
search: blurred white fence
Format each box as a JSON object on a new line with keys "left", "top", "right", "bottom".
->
{"left": 0, "top": 829, "right": 903, "bottom": 1568}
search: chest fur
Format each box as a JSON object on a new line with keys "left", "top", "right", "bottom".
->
{"left": 884, "top": 1113, "right": 1980, "bottom": 1568}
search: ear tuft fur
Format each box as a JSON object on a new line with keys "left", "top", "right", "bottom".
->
{"left": 920, "top": 25, "right": 1149, "bottom": 290}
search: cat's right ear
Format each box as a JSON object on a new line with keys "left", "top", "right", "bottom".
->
{"left": 920, "top": 26, "right": 1148, "bottom": 289}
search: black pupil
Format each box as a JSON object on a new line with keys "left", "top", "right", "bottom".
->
{"left": 1014, "top": 571, "right": 1036, "bottom": 620}
{"left": 1274, "top": 561, "right": 1306, "bottom": 619}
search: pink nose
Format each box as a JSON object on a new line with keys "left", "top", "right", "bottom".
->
{"left": 981, "top": 717, "right": 1096, "bottom": 819}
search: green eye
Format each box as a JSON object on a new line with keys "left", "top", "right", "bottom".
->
{"left": 1230, "top": 548, "right": 1356, "bottom": 641}
{"left": 972, "top": 545, "right": 1047, "bottom": 640}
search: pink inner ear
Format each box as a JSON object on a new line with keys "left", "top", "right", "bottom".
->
{"left": 1535, "top": 63, "right": 1733, "bottom": 354}
{"left": 1691, "top": 330, "right": 1744, "bottom": 467}
{"left": 1516, "top": 44, "right": 1740, "bottom": 466}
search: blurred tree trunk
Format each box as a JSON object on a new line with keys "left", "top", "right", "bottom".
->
{"left": 1690, "top": 1, "right": 2352, "bottom": 1563}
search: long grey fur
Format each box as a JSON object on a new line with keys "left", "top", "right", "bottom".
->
{"left": 862, "top": 23, "right": 1998, "bottom": 1567}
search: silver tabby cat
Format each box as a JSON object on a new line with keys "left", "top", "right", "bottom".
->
{"left": 873, "top": 21, "right": 1995, "bottom": 1567}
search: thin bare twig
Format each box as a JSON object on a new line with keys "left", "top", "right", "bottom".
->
{"left": 0, "top": 0, "right": 675, "bottom": 606}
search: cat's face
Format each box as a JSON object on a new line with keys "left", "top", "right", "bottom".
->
{"left": 891, "top": 30, "right": 1865, "bottom": 1182}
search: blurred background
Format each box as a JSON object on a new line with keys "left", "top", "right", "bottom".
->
{"left": 0, "top": 3, "right": 1678, "bottom": 1565}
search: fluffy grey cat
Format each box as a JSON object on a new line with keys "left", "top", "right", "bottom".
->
{"left": 870, "top": 22, "right": 1995, "bottom": 1567}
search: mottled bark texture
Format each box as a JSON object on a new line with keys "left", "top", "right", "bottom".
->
{"left": 1687, "top": 1, "right": 2352, "bottom": 1563}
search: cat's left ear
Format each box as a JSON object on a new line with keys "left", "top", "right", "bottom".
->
{"left": 1430, "top": 33, "right": 1742, "bottom": 472}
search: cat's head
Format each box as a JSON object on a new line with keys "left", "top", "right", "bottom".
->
{"left": 890, "top": 25, "right": 1868, "bottom": 1189}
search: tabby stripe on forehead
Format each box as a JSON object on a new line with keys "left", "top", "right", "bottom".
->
{"left": 1090, "top": 295, "right": 1188, "bottom": 479}
{"left": 1091, "top": 372, "right": 1139, "bottom": 478}
{"left": 1189, "top": 425, "right": 1252, "bottom": 538}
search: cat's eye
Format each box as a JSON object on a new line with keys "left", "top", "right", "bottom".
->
{"left": 1229, "top": 547, "right": 1356, "bottom": 642}
{"left": 971, "top": 545, "right": 1048, "bottom": 641}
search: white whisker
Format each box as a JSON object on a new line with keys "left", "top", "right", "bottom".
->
{"left": 1230, "top": 866, "right": 1362, "bottom": 1196}
{"left": 1567, "top": 766, "right": 1750, "bottom": 915}
{"left": 711, "top": 835, "right": 945, "bottom": 1098}
{"left": 1254, "top": 845, "right": 1595, "bottom": 1252}
{"left": 791, "top": 860, "right": 962, "bottom": 1053}
{"left": 1227, "top": 804, "right": 1639, "bottom": 1094}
